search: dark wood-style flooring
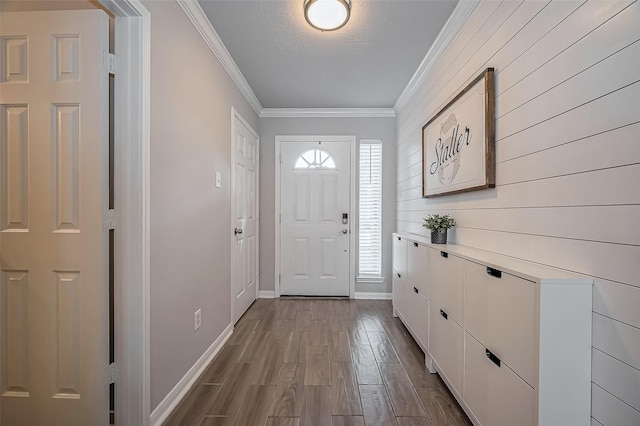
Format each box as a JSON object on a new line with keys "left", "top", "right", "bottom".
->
{"left": 163, "top": 298, "right": 471, "bottom": 426}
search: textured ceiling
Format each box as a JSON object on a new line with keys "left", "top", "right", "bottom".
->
{"left": 198, "top": 0, "right": 458, "bottom": 109}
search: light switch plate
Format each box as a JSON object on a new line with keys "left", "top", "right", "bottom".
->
{"left": 215, "top": 171, "right": 222, "bottom": 188}
{"left": 194, "top": 308, "right": 201, "bottom": 331}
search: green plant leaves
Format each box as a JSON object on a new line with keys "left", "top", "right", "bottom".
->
{"left": 422, "top": 214, "right": 456, "bottom": 232}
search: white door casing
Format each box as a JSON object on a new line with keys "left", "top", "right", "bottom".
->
{"left": 277, "top": 136, "right": 356, "bottom": 297}
{"left": 97, "top": 1, "right": 151, "bottom": 424}
{"left": 0, "top": 10, "right": 110, "bottom": 425}
{"left": 231, "top": 108, "right": 259, "bottom": 323}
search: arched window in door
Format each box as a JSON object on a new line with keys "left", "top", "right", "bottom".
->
{"left": 294, "top": 148, "right": 336, "bottom": 169}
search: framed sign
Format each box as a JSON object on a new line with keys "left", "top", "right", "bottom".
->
{"left": 422, "top": 68, "right": 495, "bottom": 198}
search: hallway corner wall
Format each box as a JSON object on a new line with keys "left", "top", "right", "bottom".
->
{"left": 259, "top": 116, "right": 397, "bottom": 296}
{"left": 144, "top": 0, "right": 259, "bottom": 411}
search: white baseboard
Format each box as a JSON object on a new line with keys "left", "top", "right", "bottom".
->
{"left": 354, "top": 292, "right": 393, "bottom": 300}
{"left": 150, "top": 323, "right": 233, "bottom": 426}
{"left": 259, "top": 291, "right": 391, "bottom": 300}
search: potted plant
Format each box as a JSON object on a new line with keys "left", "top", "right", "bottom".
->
{"left": 423, "top": 214, "right": 456, "bottom": 244}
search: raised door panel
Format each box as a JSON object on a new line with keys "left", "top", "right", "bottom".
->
{"left": 464, "top": 261, "right": 537, "bottom": 387}
{"left": 429, "top": 249, "right": 464, "bottom": 324}
{"left": 293, "top": 175, "right": 311, "bottom": 223}
{"left": 464, "top": 332, "right": 536, "bottom": 426}
{"left": 428, "top": 300, "right": 463, "bottom": 395}
{"left": 407, "top": 241, "right": 429, "bottom": 295}
{"left": 0, "top": 270, "right": 29, "bottom": 396}
{"left": 393, "top": 235, "right": 407, "bottom": 277}
{"left": 319, "top": 175, "right": 338, "bottom": 223}
{"left": 1, "top": 105, "right": 29, "bottom": 231}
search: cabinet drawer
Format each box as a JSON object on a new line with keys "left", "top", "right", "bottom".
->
{"left": 393, "top": 236, "right": 407, "bottom": 277}
{"left": 464, "top": 332, "right": 535, "bottom": 426}
{"left": 429, "top": 249, "right": 464, "bottom": 324}
{"left": 393, "top": 271, "right": 408, "bottom": 319}
{"left": 464, "top": 261, "right": 537, "bottom": 387}
{"left": 429, "top": 300, "right": 463, "bottom": 395}
{"left": 405, "top": 287, "right": 428, "bottom": 350}
{"left": 407, "top": 241, "right": 429, "bottom": 295}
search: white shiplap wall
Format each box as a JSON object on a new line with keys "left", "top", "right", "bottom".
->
{"left": 394, "top": 1, "right": 640, "bottom": 424}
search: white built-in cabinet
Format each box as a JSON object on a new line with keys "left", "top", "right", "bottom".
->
{"left": 392, "top": 233, "right": 593, "bottom": 426}
{"left": 392, "top": 235, "right": 428, "bottom": 351}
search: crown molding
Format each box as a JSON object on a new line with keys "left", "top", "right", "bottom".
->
{"left": 260, "top": 108, "right": 396, "bottom": 118}
{"left": 176, "top": 0, "right": 262, "bottom": 116}
{"left": 394, "top": 0, "right": 479, "bottom": 111}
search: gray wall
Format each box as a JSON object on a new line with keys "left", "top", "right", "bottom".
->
{"left": 145, "top": 0, "right": 259, "bottom": 410}
{"left": 395, "top": 2, "right": 640, "bottom": 424}
{"left": 259, "top": 117, "right": 397, "bottom": 295}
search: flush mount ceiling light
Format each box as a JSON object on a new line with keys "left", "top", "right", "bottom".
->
{"left": 304, "top": 0, "right": 352, "bottom": 31}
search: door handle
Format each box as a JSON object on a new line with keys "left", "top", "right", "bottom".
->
{"left": 485, "top": 349, "right": 501, "bottom": 368}
{"left": 486, "top": 267, "right": 502, "bottom": 278}
{"left": 234, "top": 228, "right": 243, "bottom": 235}
{"left": 341, "top": 229, "right": 348, "bottom": 234}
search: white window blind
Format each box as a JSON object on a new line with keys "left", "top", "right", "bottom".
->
{"left": 358, "top": 141, "right": 382, "bottom": 278}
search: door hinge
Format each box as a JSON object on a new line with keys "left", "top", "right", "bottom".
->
{"left": 103, "top": 51, "right": 117, "bottom": 74}
{"left": 104, "top": 209, "right": 116, "bottom": 230}
{"left": 104, "top": 363, "right": 116, "bottom": 386}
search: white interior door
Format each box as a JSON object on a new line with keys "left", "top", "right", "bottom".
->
{"left": 279, "top": 139, "right": 352, "bottom": 296}
{"left": 231, "top": 111, "right": 259, "bottom": 324}
{"left": 0, "top": 10, "right": 110, "bottom": 425}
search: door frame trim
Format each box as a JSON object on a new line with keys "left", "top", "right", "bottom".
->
{"left": 274, "top": 135, "right": 357, "bottom": 298}
{"left": 98, "top": 0, "right": 151, "bottom": 424}
{"left": 230, "top": 107, "right": 260, "bottom": 324}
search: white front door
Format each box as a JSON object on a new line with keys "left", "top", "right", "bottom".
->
{"left": 279, "top": 139, "right": 353, "bottom": 296}
{"left": 231, "top": 110, "right": 259, "bottom": 323}
{"left": 0, "top": 10, "right": 110, "bottom": 425}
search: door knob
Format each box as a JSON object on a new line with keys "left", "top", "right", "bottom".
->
{"left": 234, "top": 228, "right": 243, "bottom": 235}
{"left": 341, "top": 229, "right": 348, "bottom": 234}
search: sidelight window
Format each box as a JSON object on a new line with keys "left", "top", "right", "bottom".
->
{"left": 358, "top": 140, "right": 383, "bottom": 280}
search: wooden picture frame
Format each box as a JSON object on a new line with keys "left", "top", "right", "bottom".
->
{"left": 422, "top": 68, "right": 495, "bottom": 198}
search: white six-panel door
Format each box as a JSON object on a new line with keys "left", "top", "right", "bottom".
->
{"left": 279, "top": 139, "right": 352, "bottom": 296}
{"left": 231, "top": 110, "right": 259, "bottom": 323}
{"left": 0, "top": 10, "right": 110, "bottom": 425}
